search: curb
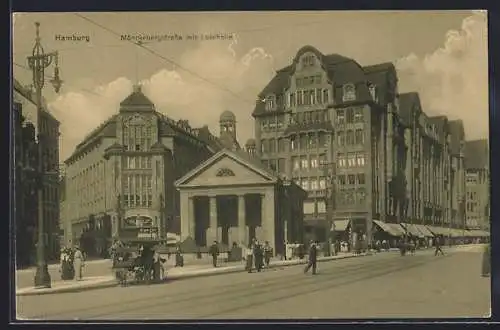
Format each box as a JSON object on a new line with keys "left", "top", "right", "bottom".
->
{"left": 16, "top": 253, "right": 370, "bottom": 296}
{"left": 16, "top": 279, "right": 118, "bottom": 297}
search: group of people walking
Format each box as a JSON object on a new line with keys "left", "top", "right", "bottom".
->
{"left": 59, "top": 245, "right": 85, "bottom": 281}
{"left": 244, "top": 239, "right": 273, "bottom": 273}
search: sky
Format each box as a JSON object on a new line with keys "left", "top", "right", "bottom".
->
{"left": 12, "top": 10, "right": 488, "bottom": 163}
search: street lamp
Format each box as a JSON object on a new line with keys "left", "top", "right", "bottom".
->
{"left": 321, "top": 161, "right": 336, "bottom": 256}
{"left": 27, "top": 22, "right": 63, "bottom": 288}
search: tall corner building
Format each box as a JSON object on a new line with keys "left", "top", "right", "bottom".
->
{"left": 60, "top": 85, "right": 227, "bottom": 251}
{"left": 13, "top": 78, "right": 61, "bottom": 263}
{"left": 464, "top": 139, "right": 489, "bottom": 230}
{"left": 251, "top": 45, "right": 467, "bottom": 242}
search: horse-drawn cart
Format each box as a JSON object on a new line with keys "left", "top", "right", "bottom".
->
{"left": 111, "top": 238, "right": 167, "bottom": 286}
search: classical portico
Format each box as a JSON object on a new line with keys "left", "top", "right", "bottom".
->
{"left": 175, "top": 149, "right": 306, "bottom": 255}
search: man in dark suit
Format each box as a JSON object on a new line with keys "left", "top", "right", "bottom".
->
{"left": 304, "top": 241, "right": 318, "bottom": 275}
{"left": 434, "top": 235, "right": 445, "bottom": 256}
{"left": 209, "top": 241, "right": 219, "bottom": 267}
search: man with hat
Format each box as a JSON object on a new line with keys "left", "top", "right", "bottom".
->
{"left": 304, "top": 240, "right": 318, "bottom": 275}
{"left": 209, "top": 241, "right": 219, "bottom": 268}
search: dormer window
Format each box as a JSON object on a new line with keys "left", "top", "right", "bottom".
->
{"left": 265, "top": 95, "right": 275, "bottom": 111}
{"left": 342, "top": 84, "right": 356, "bottom": 102}
{"left": 368, "top": 83, "right": 378, "bottom": 102}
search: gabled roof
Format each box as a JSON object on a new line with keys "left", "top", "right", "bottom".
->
{"left": 252, "top": 46, "right": 397, "bottom": 117}
{"left": 120, "top": 88, "right": 154, "bottom": 107}
{"left": 175, "top": 148, "right": 277, "bottom": 187}
{"left": 464, "top": 139, "right": 489, "bottom": 170}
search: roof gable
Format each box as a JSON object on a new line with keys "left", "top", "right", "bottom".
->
{"left": 175, "top": 149, "right": 277, "bottom": 188}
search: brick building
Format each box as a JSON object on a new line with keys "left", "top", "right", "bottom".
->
{"left": 251, "top": 45, "right": 474, "bottom": 243}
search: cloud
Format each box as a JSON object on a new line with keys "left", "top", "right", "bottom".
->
{"left": 395, "top": 11, "right": 488, "bottom": 140}
{"left": 50, "top": 34, "right": 275, "bottom": 162}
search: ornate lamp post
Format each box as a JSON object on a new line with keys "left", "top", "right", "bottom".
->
{"left": 27, "top": 22, "right": 63, "bottom": 288}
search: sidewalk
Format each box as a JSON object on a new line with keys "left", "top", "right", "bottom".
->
{"left": 16, "top": 259, "right": 110, "bottom": 274}
{"left": 16, "top": 252, "right": 367, "bottom": 296}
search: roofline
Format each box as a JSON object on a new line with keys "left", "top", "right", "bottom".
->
{"left": 175, "top": 149, "right": 277, "bottom": 187}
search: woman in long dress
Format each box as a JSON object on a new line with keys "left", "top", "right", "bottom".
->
{"left": 73, "top": 246, "right": 84, "bottom": 281}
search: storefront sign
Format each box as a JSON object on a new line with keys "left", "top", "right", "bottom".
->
{"left": 137, "top": 227, "right": 159, "bottom": 239}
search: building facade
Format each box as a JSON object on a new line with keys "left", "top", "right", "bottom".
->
{"left": 13, "top": 78, "right": 61, "bottom": 264}
{"left": 252, "top": 45, "right": 474, "bottom": 242}
{"left": 464, "top": 139, "right": 489, "bottom": 230}
{"left": 448, "top": 120, "right": 467, "bottom": 230}
{"left": 60, "top": 85, "right": 224, "bottom": 252}
{"left": 175, "top": 148, "right": 307, "bottom": 255}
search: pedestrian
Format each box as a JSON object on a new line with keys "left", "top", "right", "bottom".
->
{"left": 434, "top": 236, "right": 445, "bottom": 256}
{"left": 73, "top": 246, "right": 85, "bottom": 281}
{"left": 285, "top": 241, "right": 293, "bottom": 260}
{"left": 175, "top": 245, "right": 184, "bottom": 267}
{"left": 304, "top": 240, "right": 318, "bottom": 275}
{"left": 209, "top": 241, "right": 219, "bottom": 267}
{"left": 253, "top": 241, "right": 264, "bottom": 272}
{"left": 263, "top": 241, "right": 272, "bottom": 268}
{"left": 245, "top": 243, "right": 254, "bottom": 273}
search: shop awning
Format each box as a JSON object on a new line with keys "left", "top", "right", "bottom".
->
{"left": 401, "top": 223, "right": 424, "bottom": 238}
{"left": 387, "top": 223, "right": 407, "bottom": 236}
{"left": 373, "top": 220, "right": 403, "bottom": 237}
{"left": 468, "top": 229, "right": 490, "bottom": 237}
{"left": 413, "top": 225, "right": 434, "bottom": 237}
{"left": 426, "top": 226, "right": 448, "bottom": 236}
{"left": 333, "top": 219, "right": 349, "bottom": 232}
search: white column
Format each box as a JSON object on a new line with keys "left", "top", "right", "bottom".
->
{"left": 206, "top": 196, "right": 218, "bottom": 244}
{"left": 188, "top": 197, "right": 195, "bottom": 239}
{"left": 180, "top": 193, "right": 190, "bottom": 241}
{"left": 260, "top": 193, "right": 266, "bottom": 229}
{"left": 209, "top": 196, "right": 217, "bottom": 228}
{"left": 238, "top": 194, "right": 246, "bottom": 246}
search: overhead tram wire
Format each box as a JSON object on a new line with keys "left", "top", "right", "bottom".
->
{"left": 74, "top": 13, "right": 256, "bottom": 105}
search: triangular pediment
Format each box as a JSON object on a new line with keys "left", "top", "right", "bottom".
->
{"left": 176, "top": 150, "right": 276, "bottom": 188}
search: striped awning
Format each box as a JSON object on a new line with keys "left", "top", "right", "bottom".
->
{"left": 426, "top": 226, "right": 448, "bottom": 236}
{"left": 401, "top": 223, "right": 424, "bottom": 238}
{"left": 414, "top": 225, "right": 434, "bottom": 237}
{"left": 373, "top": 220, "right": 403, "bottom": 237}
